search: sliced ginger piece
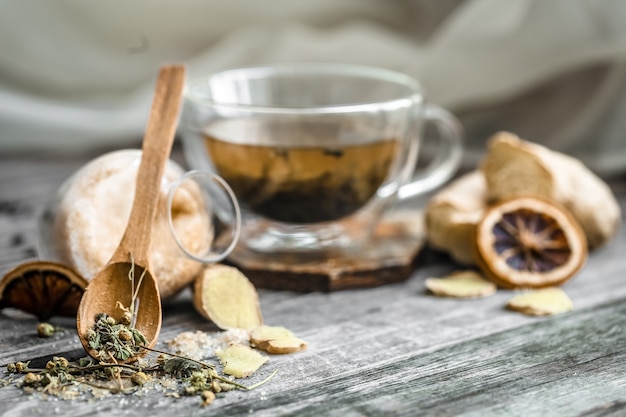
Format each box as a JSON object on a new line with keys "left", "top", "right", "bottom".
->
{"left": 262, "top": 337, "right": 308, "bottom": 354}
{"left": 507, "top": 287, "right": 573, "bottom": 316}
{"left": 250, "top": 325, "right": 293, "bottom": 344}
{"left": 250, "top": 325, "right": 308, "bottom": 354}
{"left": 216, "top": 344, "right": 268, "bottom": 378}
{"left": 425, "top": 270, "right": 496, "bottom": 298}
{"left": 193, "top": 265, "right": 263, "bottom": 330}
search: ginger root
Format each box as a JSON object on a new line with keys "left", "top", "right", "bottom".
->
{"left": 425, "top": 132, "right": 620, "bottom": 265}
{"left": 482, "top": 132, "right": 621, "bottom": 249}
{"left": 424, "top": 171, "right": 487, "bottom": 264}
{"left": 193, "top": 265, "right": 263, "bottom": 330}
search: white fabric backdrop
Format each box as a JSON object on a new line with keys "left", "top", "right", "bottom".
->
{"left": 1, "top": 0, "right": 625, "bottom": 176}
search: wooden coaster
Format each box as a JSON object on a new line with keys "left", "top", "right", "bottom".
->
{"left": 225, "top": 210, "right": 425, "bottom": 292}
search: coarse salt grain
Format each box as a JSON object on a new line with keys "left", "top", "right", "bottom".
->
{"left": 214, "top": 328, "right": 250, "bottom": 349}
{"left": 167, "top": 328, "right": 251, "bottom": 360}
{"left": 167, "top": 331, "right": 214, "bottom": 360}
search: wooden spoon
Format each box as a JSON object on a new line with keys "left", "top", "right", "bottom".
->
{"left": 77, "top": 65, "right": 186, "bottom": 362}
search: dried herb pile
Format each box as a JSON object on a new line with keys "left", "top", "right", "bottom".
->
{"left": 4, "top": 345, "right": 275, "bottom": 406}
{"left": 0, "top": 257, "right": 303, "bottom": 407}
{"left": 87, "top": 312, "right": 147, "bottom": 362}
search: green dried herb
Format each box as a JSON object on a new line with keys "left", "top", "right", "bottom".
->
{"left": 7, "top": 252, "right": 278, "bottom": 406}
{"left": 144, "top": 346, "right": 276, "bottom": 393}
{"left": 87, "top": 313, "right": 146, "bottom": 361}
{"left": 162, "top": 357, "right": 203, "bottom": 378}
{"left": 7, "top": 347, "right": 277, "bottom": 406}
{"left": 85, "top": 255, "right": 148, "bottom": 362}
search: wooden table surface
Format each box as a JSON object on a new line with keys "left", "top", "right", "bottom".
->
{"left": 1, "top": 145, "right": 625, "bottom": 417}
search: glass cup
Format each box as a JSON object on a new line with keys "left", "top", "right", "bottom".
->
{"left": 181, "top": 63, "right": 462, "bottom": 253}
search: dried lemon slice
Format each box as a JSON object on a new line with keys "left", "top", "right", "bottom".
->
{"left": 475, "top": 197, "right": 587, "bottom": 289}
{"left": 0, "top": 261, "right": 87, "bottom": 320}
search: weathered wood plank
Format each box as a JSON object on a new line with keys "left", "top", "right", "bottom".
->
{"left": 2, "top": 292, "right": 625, "bottom": 416}
{"left": 202, "top": 298, "right": 626, "bottom": 417}
{"left": 0, "top": 148, "right": 625, "bottom": 416}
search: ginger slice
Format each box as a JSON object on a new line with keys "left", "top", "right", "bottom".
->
{"left": 506, "top": 287, "right": 574, "bottom": 316}
{"left": 216, "top": 344, "right": 268, "bottom": 378}
{"left": 261, "top": 337, "right": 308, "bottom": 354}
{"left": 481, "top": 132, "right": 620, "bottom": 250}
{"left": 193, "top": 265, "right": 263, "bottom": 330}
{"left": 425, "top": 171, "right": 487, "bottom": 265}
{"left": 250, "top": 325, "right": 308, "bottom": 354}
{"left": 425, "top": 270, "right": 496, "bottom": 298}
{"left": 250, "top": 325, "right": 293, "bottom": 344}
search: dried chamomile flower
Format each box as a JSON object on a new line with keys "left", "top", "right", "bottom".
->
{"left": 15, "top": 362, "right": 29, "bottom": 373}
{"left": 46, "top": 356, "right": 69, "bottom": 370}
{"left": 506, "top": 287, "right": 574, "bottom": 316}
{"left": 22, "top": 372, "right": 41, "bottom": 386}
{"left": 201, "top": 390, "right": 215, "bottom": 406}
{"left": 37, "top": 322, "right": 56, "bottom": 338}
{"left": 131, "top": 371, "right": 150, "bottom": 386}
{"left": 425, "top": 270, "right": 496, "bottom": 298}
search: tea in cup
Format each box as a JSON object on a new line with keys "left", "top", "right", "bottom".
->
{"left": 203, "top": 118, "right": 399, "bottom": 224}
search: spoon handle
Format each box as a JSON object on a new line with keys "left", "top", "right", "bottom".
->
{"left": 111, "top": 65, "right": 186, "bottom": 266}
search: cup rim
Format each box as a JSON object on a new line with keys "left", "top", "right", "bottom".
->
{"left": 185, "top": 62, "right": 423, "bottom": 114}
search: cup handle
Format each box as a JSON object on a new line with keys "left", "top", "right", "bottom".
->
{"left": 167, "top": 170, "right": 241, "bottom": 263}
{"left": 397, "top": 104, "right": 463, "bottom": 200}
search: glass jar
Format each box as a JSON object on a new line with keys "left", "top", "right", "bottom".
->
{"left": 37, "top": 149, "right": 240, "bottom": 299}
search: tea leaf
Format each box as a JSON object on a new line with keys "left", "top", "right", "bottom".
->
{"left": 88, "top": 332, "right": 100, "bottom": 350}
{"left": 132, "top": 328, "right": 147, "bottom": 346}
{"left": 163, "top": 357, "right": 203, "bottom": 378}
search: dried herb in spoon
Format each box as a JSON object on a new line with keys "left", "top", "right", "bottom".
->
{"left": 86, "top": 313, "right": 147, "bottom": 362}
{"left": 86, "top": 254, "right": 148, "bottom": 362}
